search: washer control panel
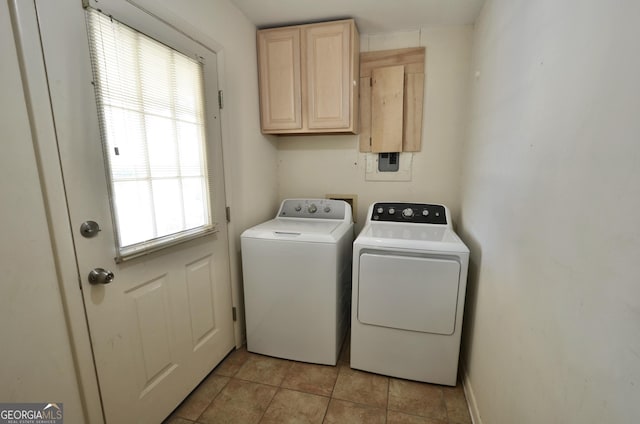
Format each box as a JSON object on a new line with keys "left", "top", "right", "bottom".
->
{"left": 278, "top": 199, "right": 348, "bottom": 220}
{"left": 371, "top": 202, "right": 447, "bottom": 224}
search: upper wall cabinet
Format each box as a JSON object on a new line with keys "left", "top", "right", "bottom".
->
{"left": 257, "top": 19, "right": 360, "bottom": 134}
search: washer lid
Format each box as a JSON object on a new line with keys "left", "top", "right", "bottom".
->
{"left": 356, "top": 222, "right": 469, "bottom": 253}
{"left": 241, "top": 218, "right": 349, "bottom": 243}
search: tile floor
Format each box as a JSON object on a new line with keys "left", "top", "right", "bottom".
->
{"left": 164, "top": 340, "right": 472, "bottom": 424}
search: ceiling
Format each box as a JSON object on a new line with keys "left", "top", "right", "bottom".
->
{"left": 228, "top": 0, "right": 485, "bottom": 34}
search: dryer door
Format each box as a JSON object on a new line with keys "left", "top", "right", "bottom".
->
{"left": 357, "top": 253, "right": 460, "bottom": 335}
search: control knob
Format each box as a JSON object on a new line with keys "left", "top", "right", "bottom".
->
{"left": 422, "top": 209, "right": 429, "bottom": 216}
{"left": 402, "top": 208, "right": 414, "bottom": 218}
{"left": 377, "top": 207, "right": 384, "bottom": 214}
{"left": 388, "top": 208, "right": 396, "bottom": 215}
{"left": 308, "top": 204, "right": 317, "bottom": 213}
{"left": 324, "top": 206, "right": 331, "bottom": 213}
{"left": 294, "top": 205, "right": 302, "bottom": 212}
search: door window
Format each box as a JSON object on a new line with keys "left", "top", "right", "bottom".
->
{"left": 86, "top": 8, "right": 214, "bottom": 261}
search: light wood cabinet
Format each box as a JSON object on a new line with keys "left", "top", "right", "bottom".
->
{"left": 257, "top": 28, "right": 302, "bottom": 130}
{"left": 257, "top": 19, "right": 359, "bottom": 134}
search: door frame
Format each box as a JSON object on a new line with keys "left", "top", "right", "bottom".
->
{"left": 9, "top": 1, "right": 241, "bottom": 422}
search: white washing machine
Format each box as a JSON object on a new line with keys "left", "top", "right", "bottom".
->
{"left": 351, "top": 202, "right": 469, "bottom": 385}
{"left": 241, "top": 198, "right": 353, "bottom": 365}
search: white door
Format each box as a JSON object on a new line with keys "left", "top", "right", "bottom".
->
{"left": 33, "top": 1, "right": 235, "bottom": 422}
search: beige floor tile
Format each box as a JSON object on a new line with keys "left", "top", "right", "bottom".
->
{"left": 172, "top": 374, "right": 229, "bottom": 420}
{"left": 170, "top": 351, "right": 469, "bottom": 424}
{"left": 387, "top": 410, "right": 448, "bottom": 424}
{"left": 281, "top": 362, "right": 339, "bottom": 396}
{"left": 331, "top": 366, "right": 389, "bottom": 408}
{"left": 388, "top": 378, "right": 446, "bottom": 420}
{"left": 260, "top": 388, "right": 329, "bottom": 424}
{"left": 199, "top": 379, "right": 276, "bottom": 424}
{"left": 235, "top": 354, "right": 293, "bottom": 386}
{"left": 323, "top": 398, "right": 386, "bottom": 424}
{"left": 443, "top": 384, "right": 472, "bottom": 424}
{"left": 214, "top": 346, "right": 253, "bottom": 377}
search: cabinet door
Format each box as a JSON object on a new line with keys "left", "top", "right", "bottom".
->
{"left": 305, "top": 21, "right": 351, "bottom": 129}
{"left": 258, "top": 28, "right": 302, "bottom": 131}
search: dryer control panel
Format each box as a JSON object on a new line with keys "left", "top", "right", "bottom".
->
{"left": 371, "top": 202, "right": 447, "bottom": 224}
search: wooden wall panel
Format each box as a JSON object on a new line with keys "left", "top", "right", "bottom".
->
{"left": 358, "top": 47, "right": 426, "bottom": 153}
{"left": 359, "top": 76, "right": 371, "bottom": 152}
{"left": 371, "top": 65, "right": 404, "bottom": 153}
{"left": 360, "top": 47, "right": 425, "bottom": 78}
{"left": 403, "top": 73, "right": 425, "bottom": 152}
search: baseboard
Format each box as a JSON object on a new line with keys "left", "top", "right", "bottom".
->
{"left": 460, "top": 364, "right": 482, "bottom": 424}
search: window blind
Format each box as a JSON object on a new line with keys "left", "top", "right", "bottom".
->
{"left": 85, "top": 8, "right": 215, "bottom": 261}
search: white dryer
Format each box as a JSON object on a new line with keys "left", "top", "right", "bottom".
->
{"left": 241, "top": 199, "right": 353, "bottom": 365}
{"left": 351, "top": 202, "right": 469, "bottom": 386}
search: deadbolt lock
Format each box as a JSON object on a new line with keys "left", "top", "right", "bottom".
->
{"left": 80, "top": 220, "right": 101, "bottom": 238}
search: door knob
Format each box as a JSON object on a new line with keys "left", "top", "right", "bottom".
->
{"left": 88, "top": 268, "right": 115, "bottom": 285}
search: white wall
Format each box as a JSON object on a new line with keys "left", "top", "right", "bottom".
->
{"left": 0, "top": 4, "right": 85, "bottom": 421}
{"left": 276, "top": 27, "right": 472, "bottom": 231}
{"left": 131, "top": 0, "right": 280, "bottom": 342}
{"left": 459, "top": 0, "right": 640, "bottom": 423}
